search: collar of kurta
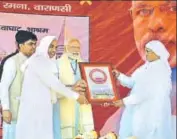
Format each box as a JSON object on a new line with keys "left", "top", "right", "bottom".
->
{"left": 18, "top": 52, "right": 28, "bottom": 66}
{"left": 19, "top": 52, "right": 28, "bottom": 60}
{"left": 68, "top": 57, "right": 77, "bottom": 62}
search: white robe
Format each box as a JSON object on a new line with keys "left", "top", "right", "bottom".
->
{"left": 15, "top": 56, "right": 79, "bottom": 139}
{"left": 118, "top": 64, "right": 145, "bottom": 138}
{"left": 120, "top": 60, "right": 173, "bottom": 139}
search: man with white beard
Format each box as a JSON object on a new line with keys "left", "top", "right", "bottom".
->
{"left": 57, "top": 38, "right": 94, "bottom": 139}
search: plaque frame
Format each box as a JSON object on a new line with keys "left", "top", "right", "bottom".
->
{"left": 79, "top": 62, "right": 119, "bottom": 104}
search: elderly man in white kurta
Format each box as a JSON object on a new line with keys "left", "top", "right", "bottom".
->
{"left": 57, "top": 38, "right": 94, "bottom": 139}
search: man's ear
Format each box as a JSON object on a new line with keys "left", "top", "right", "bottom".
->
{"left": 18, "top": 43, "right": 23, "bottom": 51}
{"left": 19, "top": 44, "right": 23, "bottom": 48}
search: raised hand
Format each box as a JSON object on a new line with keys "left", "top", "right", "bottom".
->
{"left": 113, "top": 100, "right": 125, "bottom": 107}
{"left": 72, "top": 79, "right": 87, "bottom": 95}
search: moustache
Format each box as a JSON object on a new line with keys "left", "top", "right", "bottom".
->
{"left": 142, "top": 34, "right": 176, "bottom": 50}
{"left": 66, "top": 52, "right": 81, "bottom": 60}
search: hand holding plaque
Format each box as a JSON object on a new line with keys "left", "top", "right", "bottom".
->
{"left": 113, "top": 100, "right": 125, "bottom": 107}
{"left": 72, "top": 79, "right": 87, "bottom": 95}
{"left": 72, "top": 79, "right": 88, "bottom": 104}
{"left": 79, "top": 63, "right": 119, "bottom": 104}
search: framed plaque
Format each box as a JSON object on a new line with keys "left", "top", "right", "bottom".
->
{"left": 79, "top": 63, "right": 119, "bottom": 104}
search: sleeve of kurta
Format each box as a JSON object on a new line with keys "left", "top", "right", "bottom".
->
{"left": 123, "top": 79, "right": 153, "bottom": 106}
{"left": 123, "top": 94, "right": 143, "bottom": 106}
{"left": 32, "top": 59, "right": 79, "bottom": 100}
{"left": 0, "top": 58, "right": 16, "bottom": 110}
{"left": 117, "top": 73, "right": 135, "bottom": 89}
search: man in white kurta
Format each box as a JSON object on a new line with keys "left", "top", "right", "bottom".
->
{"left": 113, "top": 41, "right": 173, "bottom": 139}
{"left": 0, "top": 30, "right": 37, "bottom": 139}
{"left": 57, "top": 38, "right": 94, "bottom": 139}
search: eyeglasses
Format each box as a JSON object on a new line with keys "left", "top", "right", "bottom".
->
{"left": 130, "top": 4, "right": 176, "bottom": 20}
{"left": 146, "top": 49, "right": 153, "bottom": 53}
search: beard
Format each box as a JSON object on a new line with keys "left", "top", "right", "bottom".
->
{"left": 65, "top": 52, "right": 82, "bottom": 61}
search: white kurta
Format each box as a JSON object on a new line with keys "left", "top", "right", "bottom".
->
{"left": 15, "top": 56, "right": 79, "bottom": 139}
{"left": 118, "top": 63, "right": 146, "bottom": 139}
{"left": 58, "top": 54, "right": 94, "bottom": 138}
{"left": 0, "top": 57, "right": 16, "bottom": 110}
{"left": 0, "top": 52, "right": 27, "bottom": 139}
{"left": 119, "top": 60, "right": 173, "bottom": 139}
{"left": 1, "top": 53, "right": 27, "bottom": 110}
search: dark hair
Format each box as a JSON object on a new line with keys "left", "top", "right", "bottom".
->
{"left": 15, "top": 30, "right": 37, "bottom": 48}
{"left": 0, "top": 50, "right": 19, "bottom": 81}
{"left": 0, "top": 31, "right": 37, "bottom": 81}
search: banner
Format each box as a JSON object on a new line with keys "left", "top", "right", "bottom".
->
{"left": 0, "top": 12, "right": 89, "bottom": 61}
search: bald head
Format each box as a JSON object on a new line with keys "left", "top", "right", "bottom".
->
{"left": 67, "top": 38, "right": 81, "bottom": 46}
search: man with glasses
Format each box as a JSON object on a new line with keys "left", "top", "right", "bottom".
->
{"left": 0, "top": 30, "right": 37, "bottom": 139}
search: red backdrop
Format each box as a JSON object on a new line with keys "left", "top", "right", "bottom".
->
{"left": 0, "top": 0, "right": 143, "bottom": 135}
